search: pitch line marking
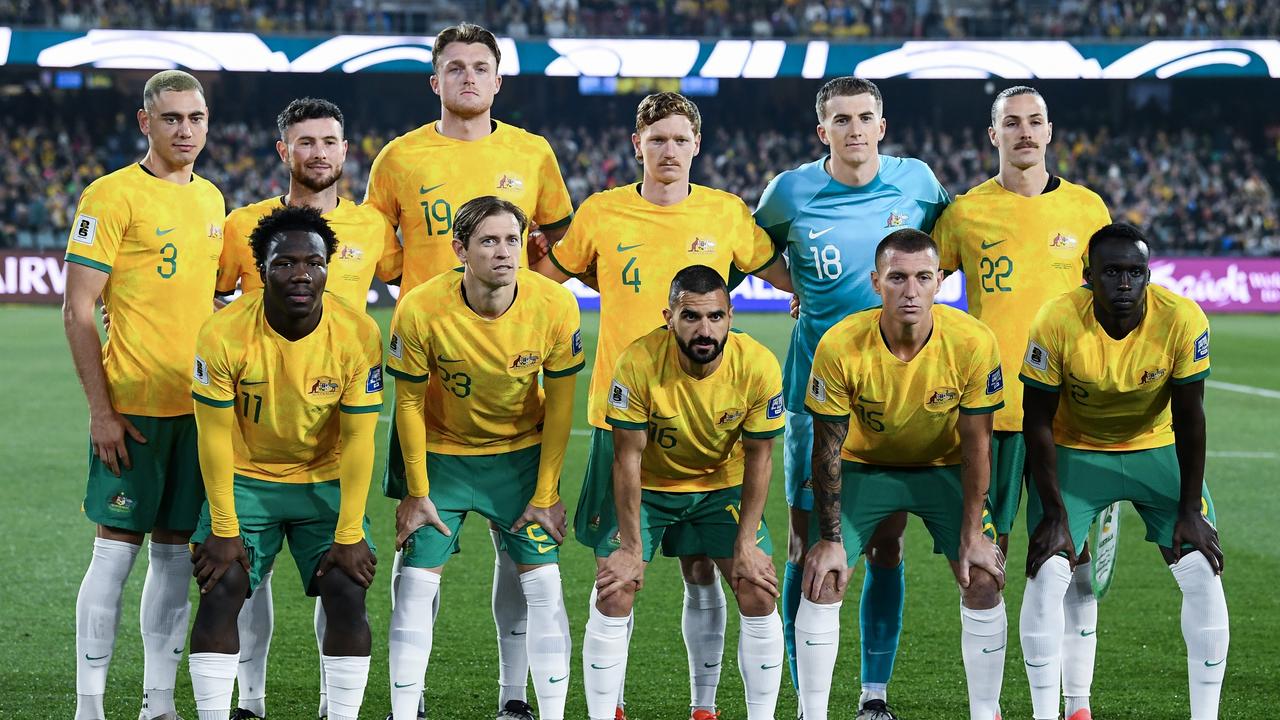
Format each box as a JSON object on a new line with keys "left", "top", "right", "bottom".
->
{"left": 1207, "top": 380, "right": 1280, "bottom": 400}
{"left": 1207, "top": 450, "right": 1278, "bottom": 459}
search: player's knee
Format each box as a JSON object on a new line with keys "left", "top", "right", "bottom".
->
{"left": 735, "top": 584, "right": 777, "bottom": 617}
{"left": 679, "top": 554, "right": 717, "bottom": 585}
{"left": 809, "top": 572, "right": 847, "bottom": 605}
{"left": 595, "top": 586, "right": 636, "bottom": 617}
{"left": 960, "top": 568, "right": 1002, "bottom": 610}
{"left": 318, "top": 572, "right": 368, "bottom": 626}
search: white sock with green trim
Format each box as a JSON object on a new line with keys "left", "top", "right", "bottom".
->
{"left": 234, "top": 569, "right": 273, "bottom": 717}
{"left": 1171, "top": 553, "right": 1229, "bottom": 720}
{"left": 583, "top": 603, "right": 631, "bottom": 720}
{"left": 1021, "top": 555, "right": 1071, "bottom": 720}
{"left": 76, "top": 538, "right": 140, "bottom": 720}
{"left": 389, "top": 567, "right": 439, "bottom": 720}
{"left": 140, "top": 541, "right": 190, "bottom": 718}
{"left": 492, "top": 528, "right": 530, "bottom": 708}
{"left": 960, "top": 601, "right": 1006, "bottom": 720}
{"left": 1062, "top": 559, "right": 1097, "bottom": 717}
{"left": 738, "top": 610, "right": 784, "bottom": 720}
{"left": 683, "top": 578, "right": 726, "bottom": 712}
{"left": 520, "top": 565, "right": 571, "bottom": 720}
{"left": 795, "top": 597, "right": 841, "bottom": 720}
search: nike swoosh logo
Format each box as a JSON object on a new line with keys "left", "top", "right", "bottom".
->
{"left": 1025, "top": 660, "right": 1050, "bottom": 667}
{"left": 703, "top": 662, "right": 720, "bottom": 668}
{"left": 760, "top": 662, "right": 783, "bottom": 670}
{"left": 866, "top": 649, "right": 894, "bottom": 655}
{"left": 394, "top": 681, "right": 416, "bottom": 688}
{"left": 616, "top": 242, "right": 643, "bottom": 252}
{"left": 510, "top": 630, "right": 527, "bottom": 636}
{"left": 419, "top": 183, "right": 446, "bottom": 195}
{"left": 808, "top": 226, "right": 835, "bottom": 240}
{"left": 1205, "top": 658, "right": 1225, "bottom": 667}
{"left": 1081, "top": 629, "right": 1096, "bottom": 637}
{"left": 437, "top": 354, "right": 463, "bottom": 364}
{"left": 982, "top": 643, "right": 1006, "bottom": 654}
{"left": 537, "top": 544, "right": 556, "bottom": 554}
{"left": 240, "top": 380, "right": 268, "bottom": 386}
{"left": 980, "top": 239, "right": 1005, "bottom": 249}
{"left": 591, "top": 662, "right": 620, "bottom": 670}
{"left": 172, "top": 648, "right": 183, "bottom": 655}
{"left": 804, "top": 640, "right": 832, "bottom": 646}
{"left": 85, "top": 653, "right": 109, "bottom": 661}
{"left": 239, "top": 657, "right": 253, "bottom": 664}
{"left": 156, "top": 227, "right": 176, "bottom": 236}
{"left": 549, "top": 675, "right": 568, "bottom": 683}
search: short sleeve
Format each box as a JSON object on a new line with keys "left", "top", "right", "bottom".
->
{"left": 1019, "top": 304, "right": 1064, "bottom": 391}
{"left": 543, "top": 293, "right": 586, "bottom": 377}
{"left": 385, "top": 295, "right": 432, "bottom": 383}
{"left": 364, "top": 143, "right": 400, "bottom": 229}
{"left": 960, "top": 326, "right": 1005, "bottom": 415}
{"left": 918, "top": 176, "right": 950, "bottom": 234}
{"left": 533, "top": 138, "right": 574, "bottom": 231}
{"left": 547, "top": 199, "right": 597, "bottom": 276}
{"left": 804, "top": 334, "right": 852, "bottom": 422}
{"left": 753, "top": 173, "right": 794, "bottom": 250}
{"left": 1171, "top": 302, "right": 1211, "bottom": 384}
{"left": 933, "top": 207, "right": 961, "bottom": 273}
{"left": 742, "top": 346, "right": 785, "bottom": 439}
{"left": 216, "top": 212, "right": 249, "bottom": 294}
{"left": 733, "top": 202, "right": 781, "bottom": 275}
{"left": 191, "top": 319, "right": 236, "bottom": 408}
{"left": 373, "top": 217, "right": 404, "bottom": 283}
{"left": 341, "top": 316, "right": 384, "bottom": 414}
{"left": 604, "top": 350, "right": 650, "bottom": 431}
{"left": 64, "top": 179, "right": 130, "bottom": 274}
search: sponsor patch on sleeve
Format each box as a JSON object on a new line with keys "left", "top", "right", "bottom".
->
{"left": 808, "top": 375, "right": 827, "bottom": 404}
{"left": 609, "top": 380, "right": 630, "bottom": 410}
{"left": 193, "top": 356, "right": 209, "bottom": 385}
{"left": 572, "top": 328, "right": 583, "bottom": 356}
{"left": 767, "top": 393, "right": 784, "bottom": 419}
{"left": 986, "top": 366, "right": 1004, "bottom": 395}
{"left": 366, "top": 366, "right": 383, "bottom": 393}
{"left": 71, "top": 213, "right": 98, "bottom": 246}
{"left": 1025, "top": 340, "right": 1049, "bottom": 372}
{"left": 388, "top": 333, "right": 403, "bottom": 360}
{"left": 1194, "top": 329, "right": 1210, "bottom": 362}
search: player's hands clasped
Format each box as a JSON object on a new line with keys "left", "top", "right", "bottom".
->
{"left": 1026, "top": 512, "right": 1078, "bottom": 577}
{"left": 317, "top": 538, "right": 377, "bottom": 588}
{"left": 192, "top": 534, "right": 250, "bottom": 594}
{"left": 90, "top": 409, "right": 147, "bottom": 477}
{"left": 395, "top": 494, "right": 451, "bottom": 550}
{"left": 1172, "top": 510, "right": 1224, "bottom": 574}
{"left": 511, "top": 500, "right": 567, "bottom": 544}
{"left": 731, "top": 541, "right": 780, "bottom": 598}
{"left": 597, "top": 548, "right": 645, "bottom": 601}
{"left": 958, "top": 532, "right": 1006, "bottom": 590}
{"left": 802, "top": 538, "right": 850, "bottom": 601}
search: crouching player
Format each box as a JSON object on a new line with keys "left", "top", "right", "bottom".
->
{"left": 1019, "top": 222, "right": 1228, "bottom": 720}
{"left": 386, "top": 196, "right": 584, "bottom": 720}
{"left": 585, "top": 265, "right": 786, "bottom": 720}
{"left": 187, "top": 205, "right": 383, "bottom": 720}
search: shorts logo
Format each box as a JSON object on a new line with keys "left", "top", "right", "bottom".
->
{"left": 717, "top": 408, "right": 744, "bottom": 425}
{"left": 72, "top": 213, "right": 98, "bottom": 245}
{"left": 767, "top": 393, "right": 784, "bottom": 419}
{"left": 1025, "top": 341, "right": 1049, "bottom": 372}
{"left": 193, "top": 356, "right": 210, "bottom": 385}
{"left": 309, "top": 376, "right": 340, "bottom": 395}
{"left": 884, "top": 210, "right": 909, "bottom": 228}
{"left": 1139, "top": 367, "right": 1167, "bottom": 385}
{"left": 688, "top": 237, "right": 716, "bottom": 254}
{"left": 927, "top": 388, "right": 959, "bottom": 406}
{"left": 510, "top": 350, "right": 541, "bottom": 370}
{"left": 986, "top": 367, "right": 1004, "bottom": 395}
{"left": 388, "top": 333, "right": 403, "bottom": 360}
{"left": 808, "top": 376, "right": 827, "bottom": 403}
{"left": 609, "top": 380, "right": 630, "bottom": 410}
{"left": 1194, "top": 329, "right": 1210, "bottom": 361}
{"left": 572, "top": 329, "right": 583, "bottom": 356}
{"left": 107, "top": 491, "right": 135, "bottom": 513}
{"left": 337, "top": 245, "right": 363, "bottom": 262}
{"left": 366, "top": 366, "right": 383, "bottom": 393}
{"left": 496, "top": 173, "right": 524, "bottom": 192}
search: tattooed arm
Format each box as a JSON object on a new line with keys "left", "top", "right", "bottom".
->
{"left": 802, "top": 416, "right": 852, "bottom": 601}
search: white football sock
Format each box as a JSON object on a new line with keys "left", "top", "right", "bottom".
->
{"left": 322, "top": 654, "right": 370, "bottom": 720}
{"left": 492, "top": 528, "right": 530, "bottom": 708}
{"left": 1170, "top": 553, "right": 1229, "bottom": 720}
{"left": 389, "top": 567, "right": 440, "bottom": 720}
{"left": 960, "top": 601, "right": 1007, "bottom": 720}
{"left": 190, "top": 651, "right": 239, "bottom": 720}
{"left": 738, "top": 610, "right": 784, "bottom": 720}
{"left": 234, "top": 569, "right": 273, "bottom": 717}
{"left": 520, "top": 565, "right": 571, "bottom": 720}
{"left": 683, "top": 578, "right": 727, "bottom": 712}
{"left": 140, "top": 542, "right": 190, "bottom": 718}
{"left": 583, "top": 602, "right": 631, "bottom": 720}
{"left": 795, "top": 597, "right": 842, "bottom": 720}
{"left": 76, "top": 537, "right": 140, "bottom": 720}
{"left": 1062, "top": 559, "right": 1097, "bottom": 716}
{"left": 1020, "top": 555, "right": 1071, "bottom": 720}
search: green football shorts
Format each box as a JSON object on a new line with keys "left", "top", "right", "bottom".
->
{"left": 593, "top": 484, "right": 773, "bottom": 563}
{"left": 990, "top": 430, "right": 1028, "bottom": 536}
{"left": 190, "top": 475, "right": 374, "bottom": 596}
{"left": 84, "top": 413, "right": 204, "bottom": 533}
{"left": 382, "top": 385, "right": 408, "bottom": 500}
{"left": 1025, "top": 444, "right": 1216, "bottom": 554}
{"left": 812, "top": 461, "right": 996, "bottom": 564}
{"left": 402, "top": 445, "right": 558, "bottom": 568}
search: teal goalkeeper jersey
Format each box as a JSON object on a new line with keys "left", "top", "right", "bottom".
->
{"left": 754, "top": 154, "right": 950, "bottom": 411}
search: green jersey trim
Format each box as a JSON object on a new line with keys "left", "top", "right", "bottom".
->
{"left": 192, "top": 392, "right": 235, "bottom": 409}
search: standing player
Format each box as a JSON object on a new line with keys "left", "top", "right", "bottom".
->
{"left": 62, "top": 70, "right": 224, "bottom": 720}
{"left": 539, "top": 92, "right": 791, "bottom": 719}
{"left": 364, "top": 23, "right": 575, "bottom": 716}
{"left": 1019, "top": 223, "right": 1228, "bottom": 720}
{"left": 798, "top": 230, "right": 1007, "bottom": 720}
{"left": 186, "top": 205, "right": 383, "bottom": 720}
{"left": 585, "top": 266, "right": 786, "bottom": 720}
{"left": 932, "top": 85, "right": 1111, "bottom": 720}
{"left": 385, "top": 197, "right": 582, "bottom": 720}
{"left": 753, "top": 77, "right": 949, "bottom": 719}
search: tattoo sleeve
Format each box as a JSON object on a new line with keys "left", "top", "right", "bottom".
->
{"left": 811, "top": 417, "right": 849, "bottom": 542}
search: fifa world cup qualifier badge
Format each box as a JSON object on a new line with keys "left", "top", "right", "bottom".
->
{"left": 986, "top": 367, "right": 1004, "bottom": 395}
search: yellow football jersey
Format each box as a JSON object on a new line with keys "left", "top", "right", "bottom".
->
{"left": 606, "top": 328, "right": 784, "bottom": 492}
{"left": 1019, "top": 284, "right": 1211, "bottom": 451}
{"left": 364, "top": 120, "right": 573, "bottom": 295}
{"left": 386, "top": 268, "right": 585, "bottom": 456}
{"left": 217, "top": 197, "right": 402, "bottom": 312}
{"left": 191, "top": 290, "right": 384, "bottom": 483}
{"left": 65, "top": 163, "right": 225, "bottom": 417}
{"left": 806, "top": 304, "right": 1004, "bottom": 467}
{"left": 934, "top": 177, "right": 1110, "bottom": 432}
{"left": 549, "top": 183, "right": 779, "bottom": 429}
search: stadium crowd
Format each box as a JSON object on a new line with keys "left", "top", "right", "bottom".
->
{"left": 3, "top": 117, "right": 1276, "bottom": 255}
{"left": 3, "top": 0, "right": 1278, "bottom": 38}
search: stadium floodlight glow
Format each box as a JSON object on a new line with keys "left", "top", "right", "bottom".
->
{"left": 1101, "top": 40, "right": 1280, "bottom": 79}
{"left": 544, "top": 39, "right": 701, "bottom": 77}
{"left": 35, "top": 30, "right": 289, "bottom": 71}
{"left": 289, "top": 35, "right": 521, "bottom": 75}
{"left": 853, "top": 42, "right": 1102, "bottom": 79}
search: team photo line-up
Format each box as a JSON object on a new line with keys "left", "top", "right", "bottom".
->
{"left": 63, "top": 18, "right": 1228, "bottom": 720}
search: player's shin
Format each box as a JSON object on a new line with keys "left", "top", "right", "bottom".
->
{"left": 682, "top": 577, "right": 727, "bottom": 713}
{"left": 1061, "top": 559, "right": 1098, "bottom": 717}
{"left": 959, "top": 600, "right": 1007, "bottom": 720}
{"left": 520, "top": 565, "right": 572, "bottom": 720}
{"left": 140, "top": 541, "right": 191, "bottom": 719}
{"left": 314, "top": 595, "right": 328, "bottom": 718}
{"left": 492, "top": 528, "right": 531, "bottom": 708}
{"left": 389, "top": 567, "right": 440, "bottom": 720}
{"left": 859, "top": 560, "right": 904, "bottom": 704}
{"left": 795, "top": 597, "right": 841, "bottom": 720}
{"left": 234, "top": 569, "right": 273, "bottom": 718}
{"left": 189, "top": 652, "right": 239, "bottom": 720}
{"left": 1170, "top": 552, "right": 1229, "bottom": 720}
{"left": 1020, "top": 555, "right": 1071, "bottom": 720}
{"left": 738, "top": 610, "right": 784, "bottom": 720}
{"left": 781, "top": 561, "right": 802, "bottom": 690}
{"left": 76, "top": 537, "right": 140, "bottom": 720}
{"left": 583, "top": 601, "right": 631, "bottom": 720}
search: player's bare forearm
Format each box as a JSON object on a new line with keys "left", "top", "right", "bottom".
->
{"left": 610, "top": 428, "right": 647, "bottom": 552}
{"left": 62, "top": 264, "right": 113, "bottom": 415}
{"left": 1170, "top": 380, "right": 1208, "bottom": 514}
{"left": 751, "top": 255, "right": 793, "bottom": 293}
{"left": 395, "top": 378, "right": 431, "bottom": 497}
{"left": 957, "top": 412, "right": 993, "bottom": 535}
{"left": 736, "top": 437, "right": 773, "bottom": 548}
{"left": 532, "top": 254, "right": 573, "bottom": 284}
{"left": 335, "top": 410, "right": 378, "bottom": 544}
{"left": 1022, "top": 385, "right": 1065, "bottom": 515}
{"left": 811, "top": 417, "right": 848, "bottom": 542}
{"left": 532, "top": 374, "right": 576, "bottom": 507}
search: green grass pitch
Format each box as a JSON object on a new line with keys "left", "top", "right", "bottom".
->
{"left": 1, "top": 306, "right": 1276, "bottom": 719}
